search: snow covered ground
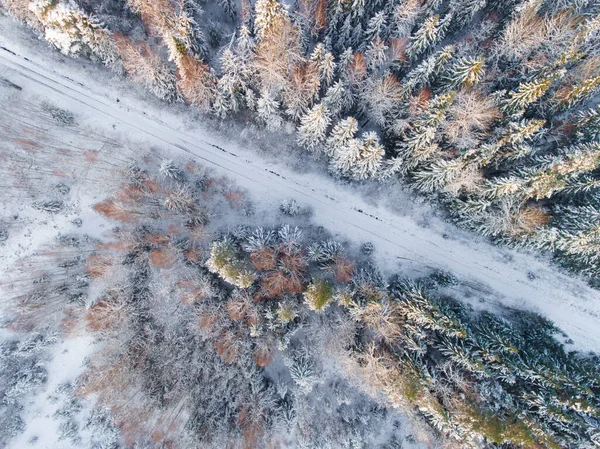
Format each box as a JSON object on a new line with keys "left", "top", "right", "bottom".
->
{"left": 0, "top": 16, "right": 599, "bottom": 356}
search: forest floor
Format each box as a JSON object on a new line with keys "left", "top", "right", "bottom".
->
{"left": 1, "top": 16, "right": 599, "bottom": 354}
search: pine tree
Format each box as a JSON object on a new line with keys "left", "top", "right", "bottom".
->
{"left": 176, "top": 51, "right": 218, "bottom": 111}
{"left": 556, "top": 75, "right": 600, "bottom": 109}
{"left": 365, "top": 37, "right": 388, "bottom": 70}
{"left": 330, "top": 136, "right": 362, "bottom": 177}
{"left": 362, "top": 73, "right": 403, "bottom": 127}
{"left": 406, "top": 15, "right": 441, "bottom": 60}
{"left": 449, "top": 0, "right": 487, "bottom": 28}
{"left": 329, "top": 129, "right": 385, "bottom": 180}
{"left": 363, "top": 11, "right": 387, "bottom": 44}
{"left": 556, "top": 224, "right": 600, "bottom": 276}
{"left": 206, "top": 238, "right": 257, "bottom": 288}
{"left": 218, "top": 48, "right": 250, "bottom": 113}
{"left": 354, "top": 131, "right": 385, "bottom": 179}
{"left": 213, "top": 92, "right": 230, "bottom": 118}
{"left": 412, "top": 159, "right": 466, "bottom": 192}
{"left": 257, "top": 90, "right": 284, "bottom": 131}
{"left": 115, "top": 36, "right": 179, "bottom": 102}
{"left": 391, "top": 0, "right": 425, "bottom": 37}
{"left": 280, "top": 63, "right": 320, "bottom": 121}
{"left": 397, "top": 92, "right": 456, "bottom": 171}
{"left": 236, "top": 25, "right": 256, "bottom": 61}
{"left": 255, "top": 0, "right": 288, "bottom": 41}
{"left": 574, "top": 106, "right": 600, "bottom": 143}
{"left": 323, "top": 81, "right": 353, "bottom": 117}
{"left": 219, "top": 0, "right": 237, "bottom": 20}
{"left": 30, "top": 0, "right": 120, "bottom": 68}
{"left": 444, "top": 56, "right": 486, "bottom": 90}
{"left": 304, "top": 279, "right": 334, "bottom": 311}
{"left": 297, "top": 103, "right": 331, "bottom": 151}
{"left": 401, "top": 45, "right": 455, "bottom": 97}
{"left": 503, "top": 70, "right": 565, "bottom": 113}
{"left": 486, "top": 143, "right": 600, "bottom": 201}
{"left": 311, "top": 43, "right": 336, "bottom": 86}
{"left": 472, "top": 119, "right": 545, "bottom": 165}
{"left": 326, "top": 117, "right": 359, "bottom": 157}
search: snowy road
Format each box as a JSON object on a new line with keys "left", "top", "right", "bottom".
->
{"left": 1, "top": 40, "right": 599, "bottom": 352}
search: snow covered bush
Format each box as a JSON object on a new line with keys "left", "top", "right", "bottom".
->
{"left": 206, "top": 237, "right": 257, "bottom": 288}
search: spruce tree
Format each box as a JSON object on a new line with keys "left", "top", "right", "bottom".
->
{"left": 406, "top": 15, "right": 441, "bottom": 60}
{"left": 401, "top": 45, "right": 455, "bottom": 98}
{"left": 323, "top": 81, "right": 353, "bottom": 118}
{"left": 444, "top": 56, "right": 486, "bottom": 90}
{"left": 297, "top": 103, "right": 331, "bottom": 151}
{"left": 354, "top": 131, "right": 385, "bottom": 179}
{"left": 365, "top": 37, "right": 388, "bottom": 70}
{"left": 255, "top": 0, "right": 288, "bottom": 41}
{"left": 257, "top": 90, "right": 284, "bottom": 131}
{"left": 503, "top": 70, "right": 565, "bottom": 114}
{"left": 326, "top": 117, "right": 359, "bottom": 157}
{"left": 557, "top": 75, "right": 600, "bottom": 109}
{"left": 575, "top": 106, "right": 600, "bottom": 143}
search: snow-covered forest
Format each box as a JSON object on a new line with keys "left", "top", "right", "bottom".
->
{"left": 2, "top": 0, "right": 600, "bottom": 284}
{"left": 0, "top": 90, "right": 598, "bottom": 449}
{"left": 1, "top": 1, "right": 600, "bottom": 449}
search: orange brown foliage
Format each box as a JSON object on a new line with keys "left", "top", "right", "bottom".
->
{"left": 185, "top": 248, "right": 202, "bottom": 264}
{"left": 118, "top": 184, "right": 145, "bottom": 204}
{"left": 86, "top": 295, "right": 126, "bottom": 333}
{"left": 298, "top": 0, "right": 328, "bottom": 34}
{"left": 224, "top": 189, "right": 245, "bottom": 207}
{"left": 254, "top": 341, "right": 274, "bottom": 367}
{"left": 145, "top": 233, "right": 170, "bottom": 245}
{"left": 176, "top": 53, "right": 217, "bottom": 109}
{"left": 261, "top": 269, "right": 304, "bottom": 298}
{"left": 197, "top": 310, "right": 219, "bottom": 330}
{"left": 283, "top": 61, "right": 320, "bottom": 116}
{"left": 512, "top": 206, "right": 551, "bottom": 236}
{"left": 254, "top": 18, "right": 304, "bottom": 92}
{"left": 391, "top": 38, "right": 409, "bottom": 62}
{"left": 93, "top": 199, "right": 136, "bottom": 222}
{"left": 332, "top": 256, "right": 355, "bottom": 283}
{"left": 250, "top": 248, "right": 277, "bottom": 271}
{"left": 349, "top": 52, "right": 367, "bottom": 82}
{"left": 409, "top": 87, "right": 432, "bottom": 115}
{"left": 149, "top": 248, "right": 176, "bottom": 268}
{"left": 215, "top": 330, "right": 242, "bottom": 364}
{"left": 83, "top": 150, "right": 99, "bottom": 163}
{"left": 86, "top": 254, "right": 113, "bottom": 279}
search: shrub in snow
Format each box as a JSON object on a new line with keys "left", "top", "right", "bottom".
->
{"left": 361, "top": 242, "right": 374, "bottom": 255}
{"left": 32, "top": 200, "right": 64, "bottom": 213}
{"left": 206, "top": 237, "right": 256, "bottom": 288}
{"left": 304, "top": 279, "right": 334, "bottom": 312}
{"left": 159, "top": 159, "right": 185, "bottom": 182}
{"left": 41, "top": 102, "right": 76, "bottom": 126}
{"left": 280, "top": 198, "right": 300, "bottom": 216}
{"left": 288, "top": 349, "right": 319, "bottom": 392}
{"left": 427, "top": 269, "right": 459, "bottom": 288}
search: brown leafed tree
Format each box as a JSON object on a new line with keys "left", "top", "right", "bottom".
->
{"left": 253, "top": 16, "right": 304, "bottom": 96}
{"left": 114, "top": 35, "right": 178, "bottom": 101}
{"left": 442, "top": 90, "right": 501, "bottom": 150}
{"left": 176, "top": 53, "right": 218, "bottom": 111}
{"left": 298, "top": 0, "right": 328, "bottom": 36}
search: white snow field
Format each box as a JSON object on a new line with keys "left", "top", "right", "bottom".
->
{"left": 0, "top": 22, "right": 599, "bottom": 353}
